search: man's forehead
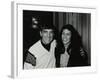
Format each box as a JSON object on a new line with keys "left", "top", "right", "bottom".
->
{"left": 42, "top": 29, "right": 53, "bottom": 32}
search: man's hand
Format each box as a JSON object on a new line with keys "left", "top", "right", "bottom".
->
{"left": 80, "top": 48, "right": 87, "bottom": 60}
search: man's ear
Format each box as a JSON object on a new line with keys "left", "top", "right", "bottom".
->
{"left": 40, "top": 31, "right": 42, "bottom": 37}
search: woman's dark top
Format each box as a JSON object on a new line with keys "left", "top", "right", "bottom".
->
{"left": 55, "top": 45, "right": 88, "bottom": 67}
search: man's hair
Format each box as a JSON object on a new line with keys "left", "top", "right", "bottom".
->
{"left": 40, "top": 24, "right": 55, "bottom": 31}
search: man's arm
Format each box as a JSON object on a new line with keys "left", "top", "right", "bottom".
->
{"left": 25, "top": 51, "right": 36, "bottom": 66}
{"left": 24, "top": 50, "right": 36, "bottom": 69}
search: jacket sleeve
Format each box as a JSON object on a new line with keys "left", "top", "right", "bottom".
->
{"left": 25, "top": 51, "right": 36, "bottom": 66}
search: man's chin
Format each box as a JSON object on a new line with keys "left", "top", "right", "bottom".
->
{"left": 42, "top": 39, "right": 52, "bottom": 45}
{"left": 45, "top": 42, "right": 50, "bottom": 45}
{"left": 44, "top": 41, "right": 52, "bottom": 45}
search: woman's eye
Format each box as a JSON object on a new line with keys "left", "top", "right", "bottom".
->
{"left": 62, "top": 33, "right": 70, "bottom": 36}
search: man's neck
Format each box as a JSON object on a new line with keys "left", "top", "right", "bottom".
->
{"left": 41, "top": 40, "right": 51, "bottom": 51}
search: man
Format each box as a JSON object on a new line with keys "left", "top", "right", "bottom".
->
{"left": 24, "top": 24, "right": 56, "bottom": 69}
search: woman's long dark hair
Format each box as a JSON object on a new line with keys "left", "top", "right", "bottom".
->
{"left": 55, "top": 24, "right": 88, "bottom": 67}
{"left": 59, "top": 24, "right": 83, "bottom": 54}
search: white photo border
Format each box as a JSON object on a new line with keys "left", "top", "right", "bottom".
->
{"left": 11, "top": 1, "right": 97, "bottom": 78}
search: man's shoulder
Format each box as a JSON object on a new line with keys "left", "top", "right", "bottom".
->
{"left": 28, "top": 40, "right": 41, "bottom": 52}
{"left": 51, "top": 39, "right": 57, "bottom": 47}
{"left": 30, "top": 40, "right": 41, "bottom": 48}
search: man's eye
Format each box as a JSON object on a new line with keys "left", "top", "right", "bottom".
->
{"left": 50, "top": 32, "right": 53, "bottom": 34}
{"left": 67, "top": 33, "right": 71, "bottom": 35}
{"left": 43, "top": 31, "right": 47, "bottom": 33}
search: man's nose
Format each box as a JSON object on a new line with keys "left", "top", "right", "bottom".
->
{"left": 47, "top": 33, "right": 51, "bottom": 37}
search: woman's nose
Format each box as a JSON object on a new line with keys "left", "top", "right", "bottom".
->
{"left": 63, "top": 35, "right": 68, "bottom": 38}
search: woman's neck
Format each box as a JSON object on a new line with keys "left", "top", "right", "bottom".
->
{"left": 64, "top": 42, "right": 70, "bottom": 50}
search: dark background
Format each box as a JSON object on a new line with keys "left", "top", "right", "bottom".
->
{"left": 23, "top": 10, "right": 53, "bottom": 49}
{"left": 23, "top": 10, "right": 91, "bottom": 67}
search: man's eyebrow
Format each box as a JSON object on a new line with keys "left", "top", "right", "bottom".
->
{"left": 42, "top": 30, "right": 48, "bottom": 32}
{"left": 43, "top": 29, "right": 53, "bottom": 31}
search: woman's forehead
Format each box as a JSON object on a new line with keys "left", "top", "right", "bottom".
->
{"left": 62, "top": 29, "right": 71, "bottom": 33}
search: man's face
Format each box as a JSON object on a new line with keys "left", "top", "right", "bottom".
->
{"left": 40, "top": 29, "right": 54, "bottom": 45}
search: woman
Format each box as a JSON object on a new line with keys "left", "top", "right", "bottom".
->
{"left": 55, "top": 24, "right": 88, "bottom": 67}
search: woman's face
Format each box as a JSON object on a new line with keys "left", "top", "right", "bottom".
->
{"left": 61, "top": 29, "right": 71, "bottom": 45}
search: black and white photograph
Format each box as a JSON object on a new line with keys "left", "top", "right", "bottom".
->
{"left": 11, "top": 2, "right": 96, "bottom": 78}
{"left": 23, "top": 10, "right": 91, "bottom": 69}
